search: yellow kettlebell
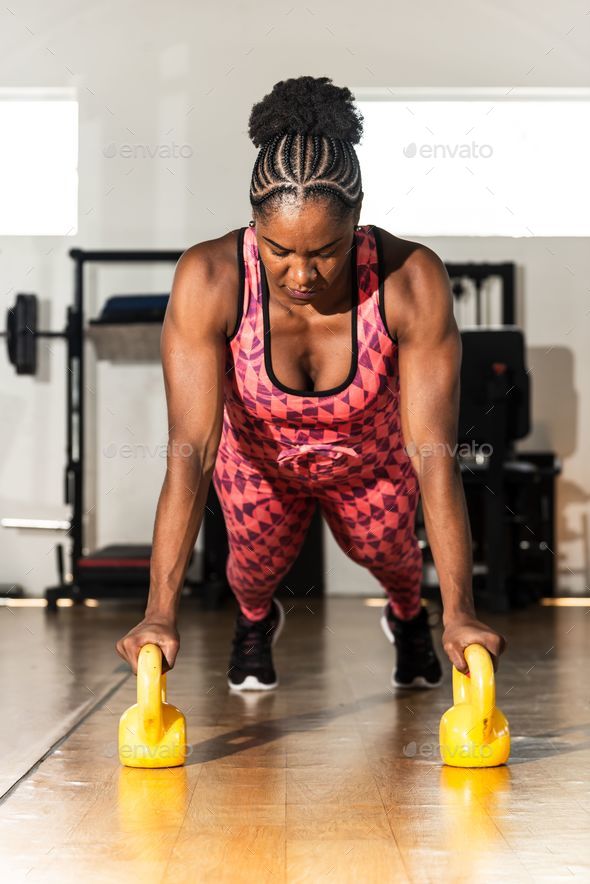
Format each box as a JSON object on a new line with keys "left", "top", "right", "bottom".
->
{"left": 439, "top": 643, "right": 510, "bottom": 768}
{"left": 118, "top": 643, "right": 187, "bottom": 768}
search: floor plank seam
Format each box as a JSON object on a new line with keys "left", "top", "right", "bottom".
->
{"left": 0, "top": 671, "right": 131, "bottom": 805}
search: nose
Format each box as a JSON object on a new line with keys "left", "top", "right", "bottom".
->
{"left": 288, "top": 260, "right": 318, "bottom": 288}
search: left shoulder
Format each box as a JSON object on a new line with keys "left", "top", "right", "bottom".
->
{"left": 373, "top": 225, "right": 453, "bottom": 341}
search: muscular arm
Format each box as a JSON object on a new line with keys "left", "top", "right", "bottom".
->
{"left": 397, "top": 250, "right": 474, "bottom": 620}
{"left": 147, "top": 244, "right": 227, "bottom": 620}
{"left": 395, "top": 246, "right": 506, "bottom": 672}
{"left": 116, "top": 243, "right": 227, "bottom": 673}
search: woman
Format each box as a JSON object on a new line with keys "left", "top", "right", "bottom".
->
{"left": 116, "top": 76, "right": 506, "bottom": 691}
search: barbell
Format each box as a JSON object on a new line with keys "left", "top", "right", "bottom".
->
{"left": 0, "top": 294, "right": 66, "bottom": 375}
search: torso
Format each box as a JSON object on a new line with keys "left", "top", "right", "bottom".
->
{"left": 209, "top": 223, "right": 423, "bottom": 486}
{"left": 202, "top": 224, "right": 422, "bottom": 395}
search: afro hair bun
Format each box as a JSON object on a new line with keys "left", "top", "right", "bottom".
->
{"left": 248, "top": 76, "right": 364, "bottom": 148}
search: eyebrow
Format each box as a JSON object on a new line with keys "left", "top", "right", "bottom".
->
{"left": 262, "top": 236, "right": 343, "bottom": 253}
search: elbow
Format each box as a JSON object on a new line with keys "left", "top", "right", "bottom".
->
{"left": 201, "top": 444, "right": 220, "bottom": 475}
{"left": 191, "top": 433, "right": 222, "bottom": 475}
{"left": 408, "top": 446, "right": 460, "bottom": 487}
{"left": 165, "top": 435, "right": 219, "bottom": 477}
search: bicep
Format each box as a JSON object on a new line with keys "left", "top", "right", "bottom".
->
{"left": 160, "top": 246, "right": 227, "bottom": 471}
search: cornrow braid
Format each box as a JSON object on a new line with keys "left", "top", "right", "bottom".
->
{"left": 247, "top": 77, "right": 364, "bottom": 223}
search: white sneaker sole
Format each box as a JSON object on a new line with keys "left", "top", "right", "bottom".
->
{"left": 228, "top": 674, "right": 278, "bottom": 691}
{"left": 227, "top": 598, "right": 286, "bottom": 692}
{"left": 380, "top": 605, "right": 443, "bottom": 690}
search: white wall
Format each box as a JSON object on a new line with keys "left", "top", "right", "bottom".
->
{"left": 1, "top": 0, "right": 589, "bottom": 597}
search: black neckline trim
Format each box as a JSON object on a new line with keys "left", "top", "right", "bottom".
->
{"left": 260, "top": 237, "right": 359, "bottom": 398}
{"left": 227, "top": 226, "right": 246, "bottom": 343}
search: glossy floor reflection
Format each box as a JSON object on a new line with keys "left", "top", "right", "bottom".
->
{"left": 0, "top": 596, "right": 589, "bottom": 882}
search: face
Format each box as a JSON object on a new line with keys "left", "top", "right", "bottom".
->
{"left": 254, "top": 200, "right": 361, "bottom": 303}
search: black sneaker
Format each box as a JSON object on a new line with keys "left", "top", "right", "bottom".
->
{"left": 380, "top": 603, "right": 443, "bottom": 689}
{"left": 227, "top": 597, "right": 285, "bottom": 691}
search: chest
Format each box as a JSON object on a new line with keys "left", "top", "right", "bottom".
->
{"left": 265, "top": 302, "right": 357, "bottom": 395}
{"left": 225, "top": 267, "right": 400, "bottom": 432}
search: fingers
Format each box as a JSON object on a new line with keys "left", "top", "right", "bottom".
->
{"left": 443, "top": 640, "right": 469, "bottom": 673}
{"left": 443, "top": 636, "right": 506, "bottom": 675}
{"left": 115, "top": 638, "right": 140, "bottom": 675}
{"left": 443, "top": 628, "right": 507, "bottom": 675}
{"left": 484, "top": 631, "right": 507, "bottom": 672}
{"left": 115, "top": 638, "right": 136, "bottom": 674}
{"left": 446, "top": 642, "right": 496, "bottom": 675}
{"left": 115, "top": 633, "right": 179, "bottom": 676}
{"left": 160, "top": 642, "right": 179, "bottom": 673}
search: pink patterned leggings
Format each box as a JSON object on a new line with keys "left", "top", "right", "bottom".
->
{"left": 212, "top": 456, "right": 423, "bottom": 623}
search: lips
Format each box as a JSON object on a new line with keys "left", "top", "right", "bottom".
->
{"left": 287, "top": 287, "right": 320, "bottom": 297}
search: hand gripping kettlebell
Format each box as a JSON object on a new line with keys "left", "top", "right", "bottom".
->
{"left": 439, "top": 643, "right": 510, "bottom": 768}
{"left": 118, "top": 643, "right": 187, "bottom": 768}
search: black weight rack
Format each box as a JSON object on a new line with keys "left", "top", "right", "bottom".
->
{"left": 45, "top": 248, "right": 229, "bottom": 609}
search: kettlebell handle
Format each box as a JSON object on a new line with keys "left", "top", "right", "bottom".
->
{"left": 452, "top": 643, "right": 495, "bottom": 744}
{"left": 137, "top": 643, "right": 166, "bottom": 743}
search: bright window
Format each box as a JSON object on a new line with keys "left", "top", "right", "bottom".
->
{"left": 354, "top": 87, "right": 590, "bottom": 237}
{"left": 0, "top": 88, "right": 78, "bottom": 236}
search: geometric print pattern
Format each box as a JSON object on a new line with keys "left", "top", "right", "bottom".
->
{"left": 212, "top": 224, "right": 423, "bottom": 621}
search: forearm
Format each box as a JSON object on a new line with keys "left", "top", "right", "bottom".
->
{"left": 145, "top": 452, "right": 214, "bottom": 622}
{"left": 416, "top": 455, "right": 476, "bottom": 624}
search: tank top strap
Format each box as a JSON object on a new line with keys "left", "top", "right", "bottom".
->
{"left": 243, "top": 224, "right": 263, "bottom": 312}
{"left": 356, "top": 224, "right": 398, "bottom": 346}
{"left": 227, "top": 225, "right": 258, "bottom": 344}
{"left": 355, "top": 224, "right": 378, "bottom": 307}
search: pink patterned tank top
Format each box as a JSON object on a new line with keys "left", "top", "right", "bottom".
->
{"left": 214, "top": 223, "right": 416, "bottom": 486}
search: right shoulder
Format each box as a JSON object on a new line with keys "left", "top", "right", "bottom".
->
{"left": 171, "top": 227, "right": 244, "bottom": 339}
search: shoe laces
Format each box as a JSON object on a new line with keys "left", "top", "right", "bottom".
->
{"left": 396, "top": 630, "right": 431, "bottom": 655}
{"left": 390, "top": 608, "right": 438, "bottom": 654}
{"left": 232, "top": 612, "right": 273, "bottom": 659}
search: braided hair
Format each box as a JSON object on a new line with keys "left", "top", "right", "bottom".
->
{"left": 248, "top": 76, "right": 364, "bottom": 224}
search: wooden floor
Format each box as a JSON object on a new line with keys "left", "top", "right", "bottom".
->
{"left": 1, "top": 595, "right": 589, "bottom": 883}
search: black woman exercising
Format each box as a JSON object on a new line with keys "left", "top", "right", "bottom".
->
{"left": 116, "top": 76, "right": 506, "bottom": 691}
